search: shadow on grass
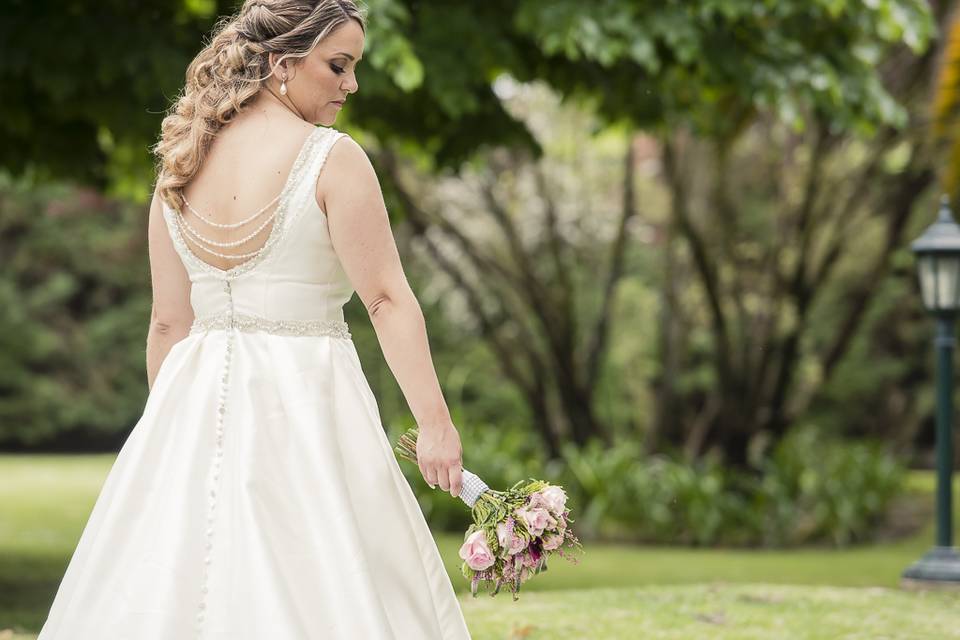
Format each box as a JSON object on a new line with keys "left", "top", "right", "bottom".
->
{"left": 0, "top": 552, "right": 68, "bottom": 634}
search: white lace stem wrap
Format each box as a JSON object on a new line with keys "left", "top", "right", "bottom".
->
{"left": 458, "top": 468, "right": 489, "bottom": 508}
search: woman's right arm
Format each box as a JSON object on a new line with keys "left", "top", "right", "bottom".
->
{"left": 146, "top": 186, "right": 194, "bottom": 390}
{"left": 318, "top": 136, "right": 463, "bottom": 499}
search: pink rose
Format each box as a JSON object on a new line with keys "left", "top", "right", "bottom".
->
{"left": 516, "top": 505, "right": 557, "bottom": 537}
{"left": 528, "top": 491, "right": 548, "bottom": 510}
{"left": 530, "top": 486, "right": 568, "bottom": 515}
{"left": 458, "top": 530, "right": 495, "bottom": 571}
{"left": 555, "top": 516, "right": 567, "bottom": 534}
{"left": 542, "top": 532, "right": 564, "bottom": 550}
{"left": 496, "top": 521, "right": 528, "bottom": 556}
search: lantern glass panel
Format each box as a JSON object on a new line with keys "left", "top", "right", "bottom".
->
{"left": 937, "top": 255, "right": 960, "bottom": 310}
{"left": 920, "top": 254, "right": 960, "bottom": 311}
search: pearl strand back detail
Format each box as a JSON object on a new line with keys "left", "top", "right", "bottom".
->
{"left": 162, "top": 126, "right": 330, "bottom": 280}
{"left": 183, "top": 190, "right": 281, "bottom": 229}
{"left": 176, "top": 208, "right": 278, "bottom": 250}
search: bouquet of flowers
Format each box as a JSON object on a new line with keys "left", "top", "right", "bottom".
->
{"left": 394, "top": 427, "right": 583, "bottom": 600}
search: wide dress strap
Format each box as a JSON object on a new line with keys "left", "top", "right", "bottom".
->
{"left": 282, "top": 127, "right": 350, "bottom": 230}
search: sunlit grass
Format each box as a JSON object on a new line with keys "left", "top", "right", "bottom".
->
{"left": 2, "top": 455, "right": 958, "bottom": 639}
{"left": 460, "top": 583, "right": 960, "bottom": 639}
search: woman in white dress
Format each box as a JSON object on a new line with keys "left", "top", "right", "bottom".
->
{"left": 37, "top": 1, "right": 472, "bottom": 638}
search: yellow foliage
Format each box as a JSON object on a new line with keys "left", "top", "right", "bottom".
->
{"left": 933, "top": 13, "right": 960, "bottom": 200}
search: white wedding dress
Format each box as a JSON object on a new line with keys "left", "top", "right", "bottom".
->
{"left": 37, "top": 125, "right": 473, "bottom": 640}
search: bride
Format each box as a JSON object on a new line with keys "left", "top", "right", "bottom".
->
{"left": 37, "top": 1, "right": 472, "bottom": 638}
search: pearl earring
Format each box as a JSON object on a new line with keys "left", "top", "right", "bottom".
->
{"left": 280, "top": 74, "right": 288, "bottom": 96}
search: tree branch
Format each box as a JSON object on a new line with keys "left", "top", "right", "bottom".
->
{"left": 586, "top": 134, "right": 637, "bottom": 384}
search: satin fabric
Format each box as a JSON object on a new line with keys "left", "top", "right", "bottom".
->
{"left": 37, "top": 126, "right": 473, "bottom": 639}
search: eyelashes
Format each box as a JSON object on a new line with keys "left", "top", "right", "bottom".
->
{"left": 330, "top": 63, "right": 345, "bottom": 75}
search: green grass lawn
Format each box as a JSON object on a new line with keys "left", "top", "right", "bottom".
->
{"left": 463, "top": 584, "right": 960, "bottom": 639}
{"left": 2, "top": 453, "right": 959, "bottom": 639}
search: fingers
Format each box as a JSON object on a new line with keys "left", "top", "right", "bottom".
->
{"left": 419, "top": 461, "right": 462, "bottom": 495}
{"left": 447, "top": 464, "right": 463, "bottom": 498}
{"left": 435, "top": 464, "right": 451, "bottom": 492}
{"left": 434, "top": 461, "right": 463, "bottom": 496}
{"left": 419, "top": 462, "right": 438, "bottom": 489}
{"left": 415, "top": 426, "right": 463, "bottom": 495}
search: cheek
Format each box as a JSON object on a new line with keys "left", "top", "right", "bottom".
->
{"left": 320, "top": 69, "right": 344, "bottom": 93}
{"left": 299, "top": 63, "right": 337, "bottom": 93}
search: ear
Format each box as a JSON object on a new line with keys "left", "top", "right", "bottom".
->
{"left": 268, "top": 52, "right": 286, "bottom": 77}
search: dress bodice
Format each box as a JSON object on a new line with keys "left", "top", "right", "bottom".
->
{"left": 161, "top": 126, "right": 355, "bottom": 339}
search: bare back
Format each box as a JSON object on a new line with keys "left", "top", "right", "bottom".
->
{"left": 177, "top": 113, "right": 319, "bottom": 272}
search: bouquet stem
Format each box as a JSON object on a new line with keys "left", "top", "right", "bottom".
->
{"left": 395, "top": 426, "right": 491, "bottom": 508}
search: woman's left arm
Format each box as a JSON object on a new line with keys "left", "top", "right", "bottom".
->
{"left": 146, "top": 186, "right": 194, "bottom": 390}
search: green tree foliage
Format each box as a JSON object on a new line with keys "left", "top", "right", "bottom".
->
{"left": 641, "top": 0, "right": 949, "bottom": 467}
{"left": 1, "top": 0, "right": 935, "bottom": 193}
{"left": 0, "top": 0, "right": 536, "bottom": 197}
{"left": 0, "top": 0, "right": 948, "bottom": 461}
{"left": 372, "top": 2, "right": 947, "bottom": 469}
{"left": 513, "top": 0, "right": 933, "bottom": 135}
{"left": 0, "top": 174, "right": 152, "bottom": 448}
{"left": 1, "top": 1, "right": 223, "bottom": 194}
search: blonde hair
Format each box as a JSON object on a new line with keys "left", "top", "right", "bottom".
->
{"left": 152, "top": 0, "right": 366, "bottom": 212}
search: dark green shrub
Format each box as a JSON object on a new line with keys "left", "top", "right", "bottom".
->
{"left": 406, "top": 421, "right": 908, "bottom": 549}
{"left": 0, "top": 174, "right": 152, "bottom": 450}
{"left": 747, "top": 423, "right": 907, "bottom": 547}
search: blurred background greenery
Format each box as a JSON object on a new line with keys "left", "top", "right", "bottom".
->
{"left": 3, "top": 0, "right": 960, "bottom": 637}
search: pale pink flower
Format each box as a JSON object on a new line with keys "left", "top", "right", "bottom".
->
{"left": 542, "top": 532, "right": 564, "bottom": 551}
{"left": 554, "top": 515, "right": 567, "bottom": 534}
{"left": 458, "top": 529, "right": 495, "bottom": 571}
{"left": 496, "top": 521, "right": 528, "bottom": 556}
{"left": 516, "top": 505, "right": 557, "bottom": 537}
{"left": 529, "top": 486, "right": 568, "bottom": 515}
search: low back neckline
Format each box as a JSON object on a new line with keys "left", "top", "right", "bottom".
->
{"left": 162, "top": 126, "right": 328, "bottom": 280}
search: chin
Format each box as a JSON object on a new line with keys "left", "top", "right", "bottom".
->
{"left": 313, "top": 107, "right": 339, "bottom": 127}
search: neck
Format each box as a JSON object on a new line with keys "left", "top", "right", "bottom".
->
{"left": 261, "top": 86, "right": 307, "bottom": 122}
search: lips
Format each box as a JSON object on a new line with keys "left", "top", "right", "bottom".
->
{"left": 331, "top": 100, "right": 345, "bottom": 106}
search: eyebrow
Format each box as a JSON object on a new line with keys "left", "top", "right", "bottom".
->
{"left": 334, "top": 52, "right": 359, "bottom": 61}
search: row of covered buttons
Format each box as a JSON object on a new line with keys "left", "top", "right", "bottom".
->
{"left": 196, "top": 279, "right": 234, "bottom": 634}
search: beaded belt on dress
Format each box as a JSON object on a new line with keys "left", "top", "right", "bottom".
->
{"left": 189, "top": 312, "right": 352, "bottom": 339}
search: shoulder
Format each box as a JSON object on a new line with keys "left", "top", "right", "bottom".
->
{"left": 315, "top": 131, "right": 382, "bottom": 211}
{"left": 319, "top": 130, "right": 376, "bottom": 183}
{"left": 149, "top": 179, "right": 172, "bottom": 221}
{"left": 148, "top": 183, "right": 165, "bottom": 228}
{"left": 323, "top": 130, "right": 367, "bottom": 166}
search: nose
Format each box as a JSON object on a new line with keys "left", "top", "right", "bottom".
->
{"left": 341, "top": 69, "right": 359, "bottom": 94}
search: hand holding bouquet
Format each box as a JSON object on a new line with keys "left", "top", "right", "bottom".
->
{"left": 394, "top": 427, "right": 583, "bottom": 600}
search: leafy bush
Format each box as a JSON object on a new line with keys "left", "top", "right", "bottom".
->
{"left": 406, "top": 422, "right": 908, "bottom": 549}
{"left": 0, "top": 174, "right": 152, "bottom": 449}
{"left": 552, "top": 437, "right": 749, "bottom": 547}
{"left": 747, "top": 423, "right": 907, "bottom": 547}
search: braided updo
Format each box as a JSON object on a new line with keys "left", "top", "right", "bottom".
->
{"left": 152, "top": 0, "right": 366, "bottom": 213}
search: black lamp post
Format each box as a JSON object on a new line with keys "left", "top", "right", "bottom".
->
{"left": 902, "top": 194, "right": 960, "bottom": 589}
